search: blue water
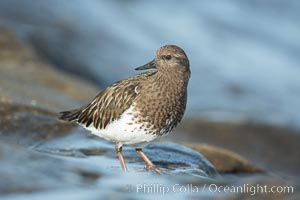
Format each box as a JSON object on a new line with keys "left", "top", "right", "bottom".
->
{"left": 0, "top": 0, "right": 299, "bottom": 128}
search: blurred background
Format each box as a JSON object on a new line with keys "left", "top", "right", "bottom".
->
{"left": 0, "top": 0, "right": 299, "bottom": 128}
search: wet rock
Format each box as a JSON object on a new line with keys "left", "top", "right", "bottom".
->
{"left": 185, "top": 143, "right": 262, "bottom": 174}
{"left": 79, "top": 148, "right": 108, "bottom": 156}
{"left": 0, "top": 103, "right": 74, "bottom": 146}
{"left": 174, "top": 119, "right": 300, "bottom": 175}
{"left": 135, "top": 143, "right": 218, "bottom": 177}
{"left": 0, "top": 26, "right": 100, "bottom": 111}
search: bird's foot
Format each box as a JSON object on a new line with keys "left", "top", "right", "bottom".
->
{"left": 135, "top": 164, "right": 166, "bottom": 174}
{"left": 143, "top": 164, "right": 166, "bottom": 174}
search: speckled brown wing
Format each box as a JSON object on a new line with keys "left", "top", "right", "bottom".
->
{"left": 59, "top": 71, "right": 156, "bottom": 129}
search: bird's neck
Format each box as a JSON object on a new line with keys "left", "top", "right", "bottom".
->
{"left": 154, "top": 70, "right": 190, "bottom": 89}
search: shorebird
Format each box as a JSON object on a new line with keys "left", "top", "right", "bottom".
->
{"left": 59, "top": 45, "right": 190, "bottom": 173}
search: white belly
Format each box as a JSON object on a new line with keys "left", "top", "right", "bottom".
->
{"left": 81, "top": 105, "right": 158, "bottom": 147}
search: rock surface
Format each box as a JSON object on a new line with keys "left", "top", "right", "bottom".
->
{"left": 174, "top": 119, "right": 300, "bottom": 175}
{"left": 0, "top": 27, "right": 100, "bottom": 111}
{"left": 185, "top": 143, "right": 262, "bottom": 174}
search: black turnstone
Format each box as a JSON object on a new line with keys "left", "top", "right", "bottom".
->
{"left": 59, "top": 45, "right": 190, "bottom": 173}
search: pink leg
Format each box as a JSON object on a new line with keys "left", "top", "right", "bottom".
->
{"left": 136, "top": 148, "right": 164, "bottom": 174}
{"left": 115, "top": 144, "right": 127, "bottom": 172}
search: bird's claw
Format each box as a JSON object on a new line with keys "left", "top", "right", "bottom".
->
{"left": 144, "top": 165, "right": 166, "bottom": 174}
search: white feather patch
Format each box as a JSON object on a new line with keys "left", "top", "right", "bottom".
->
{"left": 81, "top": 104, "right": 158, "bottom": 147}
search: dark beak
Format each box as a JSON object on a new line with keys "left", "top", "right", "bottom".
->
{"left": 135, "top": 59, "right": 156, "bottom": 70}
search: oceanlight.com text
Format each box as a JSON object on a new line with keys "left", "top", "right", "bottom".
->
{"left": 134, "top": 183, "right": 294, "bottom": 196}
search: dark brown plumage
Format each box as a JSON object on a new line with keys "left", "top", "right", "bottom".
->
{"left": 60, "top": 70, "right": 156, "bottom": 129}
{"left": 59, "top": 45, "right": 190, "bottom": 173}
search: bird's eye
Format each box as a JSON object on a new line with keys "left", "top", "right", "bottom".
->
{"left": 165, "top": 55, "right": 172, "bottom": 60}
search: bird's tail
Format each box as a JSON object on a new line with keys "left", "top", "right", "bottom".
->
{"left": 59, "top": 109, "right": 81, "bottom": 122}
